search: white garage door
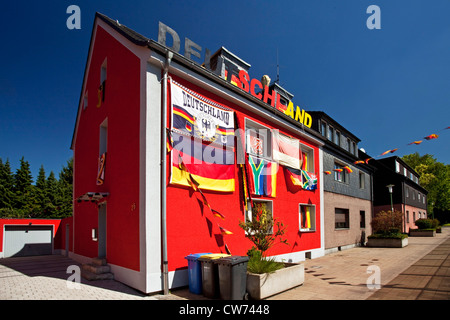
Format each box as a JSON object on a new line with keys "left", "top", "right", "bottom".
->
{"left": 4, "top": 225, "right": 53, "bottom": 257}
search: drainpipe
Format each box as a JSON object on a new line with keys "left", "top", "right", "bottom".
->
{"left": 161, "top": 49, "right": 173, "bottom": 295}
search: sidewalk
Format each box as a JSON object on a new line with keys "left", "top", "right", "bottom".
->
{"left": 0, "top": 228, "right": 448, "bottom": 300}
{"left": 170, "top": 227, "right": 450, "bottom": 300}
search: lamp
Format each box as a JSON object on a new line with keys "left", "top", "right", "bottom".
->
{"left": 386, "top": 184, "right": 394, "bottom": 212}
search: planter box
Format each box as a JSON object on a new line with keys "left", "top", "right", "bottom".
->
{"left": 410, "top": 229, "right": 436, "bottom": 237}
{"left": 366, "top": 237, "right": 408, "bottom": 248}
{"left": 246, "top": 263, "right": 304, "bottom": 300}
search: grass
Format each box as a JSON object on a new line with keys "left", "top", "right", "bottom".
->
{"left": 247, "top": 256, "right": 284, "bottom": 274}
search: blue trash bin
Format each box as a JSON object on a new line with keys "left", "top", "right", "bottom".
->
{"left": 185, "top": 253, "right": 211, "bottom": 294}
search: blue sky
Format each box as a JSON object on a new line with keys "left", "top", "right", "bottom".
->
{"left": 0, "top": 0, "right": 449, "bottom": 181}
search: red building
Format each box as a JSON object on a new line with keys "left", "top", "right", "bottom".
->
{"left": 70, "top": 13, "right": 325, "bottom": 294}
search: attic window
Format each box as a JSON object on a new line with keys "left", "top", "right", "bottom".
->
{"left": 100, "top": 58, "right": 107, "bottom": 85}
{"left": 83, "top": 92, "right": 88, "bottom": 110}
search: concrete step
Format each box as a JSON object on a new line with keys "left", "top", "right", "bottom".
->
{"left": 82, "top": 263, "right": 111, "bottom": 274}
{"left": 92, "top": 257, "right": 107, "bottom": 266}
{"left": 81, "top": 269, "right": 114, "bottom": 281}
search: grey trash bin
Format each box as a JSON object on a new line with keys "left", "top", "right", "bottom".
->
{"left": 216, "top": 255, "right": 249, "bottom": 300}
{"left": 197, "top": 254, "right": 230, "bottom": 298}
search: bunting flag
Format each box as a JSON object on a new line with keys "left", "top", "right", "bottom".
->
{"left": 333, "top": 168, "right": 343, "bottom": 172}
{"left": 272, "top": 131, "right": 302, "bottom": 170}
{"left": 354, "top": 160, "right": 365, "bottom": 165}
{"left": 211, "top": 209, "right": 225, "bottom": 220}
{"left": 324, "top": 171, "right": 332, "bottom": 175}
{"left": 248, "top": 155, "right": 278, "bottom": 197}
{"left": 365, "top": 158, "right": 373, "bottom": 164}
{"left": 424, "top": 134, "right": 438, "bottom": 140}
{"left": 219, "top": 226, "right": 233, "bottom": 235}
{"left": 96, "top": 153, "right": 106, "bottom": 185}
{"left": 343, "top": 166, "right": 353, "bottom": 173}
{"left": 379, "top": 148, "right": 398, "bottom": 156}
{"left": 170, "top": 79, "right": 235, "bottom": 146}
{"left": 407, "top": 140, "right": 422, "bottom": 145}
{"left": 170, "top": 131, "right": 235, "bottom": 192}
{"left": 225, "top": 244, "right": 232, "bottom": 255}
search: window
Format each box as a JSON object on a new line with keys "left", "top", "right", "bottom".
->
{"left": 423, "top": 196, "right": 425, "bottom": 204}
{"left": 360, "top": 210, "right": 366, "bottom": 228}
{"left": 321, "top": 121, "right": 327, "bottom": 137}
{"left": 347, "top": 138, "right": 351, "bottom": 153}
{"left": 412, "top": 191, "right": 415, "bottom": 200}
{"left": 328, "top": 126, "right": 334, "bottom": 142}
{"left": 403, "top": 168, "right": 407, "bottom": 177}
{"left": 406, "top": 210, "right": 410, "bottom": 223}
{"left": 334, "top": 163, "right": 348, "bottom": 183}
{"left": 418, "top": 193, "right": 421, "bottom": 202}
{"left": 246, "top": 199, "right": 273, "bottom": 234}
{"left": 245, "top": 120, "right": 272, "bottom": 159}
{"left": 405, "top": 187, "right": 409, "bottom": 198}
{"left": 352, "top": 142, "right": 356, "bottom": 155}
{"left": 413, "top": 212, "right": 416, "bottom": 221}
{"left": 335, "top": 208, "right": 349, "bottom": 229}
{"left": 395, "top": 161, "right": 400, "bottom": 173}
{"left": 301, "top": 144, "right": 315, "bottom": 173}
{"left": 299, "top": 204, "right": 316, "bottom": 232}
{"left": 99, "top": 118, "right": 108, "bottom": 155}
{"left": 335, "top": 130, "right": 341, "bottom": 147}
{"left": 83, "top": 92, "right": 88, "bottom": 110}
{"left": 100, "top": 58, "right": 107, "bottom": 84}
{"left": 359, "top": 172, "right": 365, "bottom": 189}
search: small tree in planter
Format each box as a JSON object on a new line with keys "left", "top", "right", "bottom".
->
{"left": 239, "top": 202, "right": 289, "bottom": 273}
{"left": 370, "top": 210, "right": 404, "bottom": 237}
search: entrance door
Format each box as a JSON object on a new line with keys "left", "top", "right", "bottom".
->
{"left": 98, "top": 204, "right": 107, "bottom": 258}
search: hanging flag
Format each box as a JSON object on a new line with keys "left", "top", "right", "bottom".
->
{"left": 300, "top": 206, "right": 311, "bottom": 229}
{"left": 301, "top": 170, "right": 317, "bottom": 191}
{"left": 272, "top": 131, "right": 302, "bottom": 170}
{"left": 170, "top": 132, "right": 235, "bottom": 192}
{"left": 96, "top": 153, "right": 106, "bottom": 185}
{"left": 285, "top": 167, "right": 302, "bottom": 186}
{"left": 424, "top": 134, "right": 438, "bottom": 140}
{"left": 170, "top": 79, "right": 235, "bottom": 146}
{"left": 219, "top": 226, "right": 233, "bottom": 235}
{"left": 248, "top": 155, "right": 278, "bottom": 197}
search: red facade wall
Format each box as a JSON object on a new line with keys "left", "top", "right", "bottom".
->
{"left": 73, "top": 26, "right": 141, "bottom": 271}
{"left": 165, "top": 74, "right": 322, "bottom": 271}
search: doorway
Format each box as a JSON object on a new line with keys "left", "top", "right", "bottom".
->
{"left": 98, "top": 203, "right": 107, "bottom": 258}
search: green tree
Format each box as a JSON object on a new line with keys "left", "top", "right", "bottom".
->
{"left": 13, "top": 157, "right": 39, "bottom": 217}
{"left": 57, "top": 158, "right": 73, "bottom": 218}
{"left": 402, "top": 153, "right": 450, "bottom": 219}
{"left": 0, "top": 158, "right": 15, "bottom": 210}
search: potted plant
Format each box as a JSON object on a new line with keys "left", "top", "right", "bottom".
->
{"left": 410, "top": 218, "right": 437, "bottom": 237}
{"left": 239, "top": 202, "right": 304, "bottom": 300}
{"left": 367, "top": 210, "right": 408, "bottom": 248}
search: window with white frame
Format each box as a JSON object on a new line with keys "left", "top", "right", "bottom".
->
{"left": 246, "top": 199, "right": 274, "bottom": 234}
{"left": 301, "top": 144, "right": 315, "bottom": 173}
{"left": 299, "top": 204, "right": 316, "bottom": 231}
{"left": 245, "top": 119, "right": 272, "bottom": 159}
{"left": 334, "top": 162, "right": 348, "bottom": 183}
{"left": 359, "top": 171, "right": 365, "bottom": 189}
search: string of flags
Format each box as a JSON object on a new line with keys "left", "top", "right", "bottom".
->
{"left": 167, "top": 129, "right": 233, "bottom": 255}
{"left": 324, "top": 126, "right": 448, "bottom": 175}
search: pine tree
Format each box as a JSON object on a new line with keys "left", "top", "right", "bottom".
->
{"left": 13, "top": 157, "right": 38, "bottom": 217}
{"left": 58, "top": 158, "right": 73, "bottom": 217}
{"left": 0, "top": 158, "right": 15, "bottom": 210}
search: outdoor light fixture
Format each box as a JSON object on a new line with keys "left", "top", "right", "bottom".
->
{"left": 386, "top": 184, "right": 395, "bottom": 215}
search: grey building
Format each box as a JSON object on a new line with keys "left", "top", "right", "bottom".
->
{"left": 309, "top": 111, "right": 374, "bottom": 253}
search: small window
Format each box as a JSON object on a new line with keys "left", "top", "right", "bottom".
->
{"left": 359, "top": 172, "right": 365, "bottom": 189}
{"left": 405, "top": 187, "right": 409, "bottom": 198}
{"left": 360, "top": 210, "right": 366, "bottom": 228}
{"left": 99, "top": 118, "right": 108, "bottom": 155}
{"left": 395, "top": 161, "right": 400, "bottom": 173}
{"left": 299, "top": 204, "right": 316, "bottom": 232}
{"left": 334, "top": 163, "right": 348, "bottom": 183}
{"left": 406, "top": 210, "right": 410, "bottom": 223}
{"left": 83, "top": 91, "right": 88, "bottom": 110}
{"left": 245, "top": 120, "right": 272, "bottom": 159}
{"left": 335, "top": 130, "right": 341, "bottom": 146}
{"left": 246, "top": 200, "right": 274, "bottom": 234}
{"left": 328, "top": 126, "right": 334, "bottom": 142}
{"left": 100, "top": 58, "right": 107, "bottom": 84}
{"left": 335, "top": 208, "right": 349, "bottom": 229}
{"left": 301, "top": 145, "right": 315, "bottom": 173}
{"left": 347, "top": 138, "right": 351, "bottom": 152}
{"left": 321, "top": 121, "right": 327, "bottom": 137}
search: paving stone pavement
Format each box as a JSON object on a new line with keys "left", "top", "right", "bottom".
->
{"left": 0, "top": 228, "right": 448, "bottom": 300}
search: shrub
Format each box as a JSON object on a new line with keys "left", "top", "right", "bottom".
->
{"left": 246, "top": 247, "right": 284, "bottom": 274}
{"left": 371, "top": 210, "right": 403, "bottom": 235}
{"left": 415, "top": 218, "right": 433, "bottom": 230}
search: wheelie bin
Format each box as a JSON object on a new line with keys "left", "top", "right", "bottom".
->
{"left": 197, "top": 253, "right": 230, "bottom": 298}
{"left": 184, "top": 253, "right": 211, "bottom": 294}
{"left": 216, "top": 255, "right": 249, "bottom": 300}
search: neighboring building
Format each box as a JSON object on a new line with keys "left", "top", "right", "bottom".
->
{"left": 70, "top": 13, "right": 326, "bottom": 294}
{"left": 371, "top": 156, "right": 428, "bottom": 233}
{"left": 309, "top": 111, "right": 374, "bottom": 254}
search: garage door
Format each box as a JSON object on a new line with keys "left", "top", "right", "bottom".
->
{"left": 4, "top": 225, "right": 53, "bottom": 257}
